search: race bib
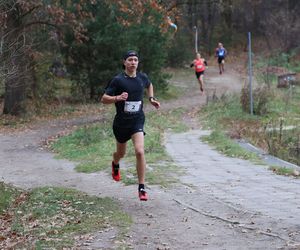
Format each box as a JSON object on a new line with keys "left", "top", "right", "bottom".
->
{"left": 124, "top": 101, "right": 142, "bottom": 113}
{"left": 196, "top": 65, "right": 203, "bottom": 69}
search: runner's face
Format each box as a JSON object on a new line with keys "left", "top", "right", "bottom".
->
{"left": 124, "top": 56, "right": 138, "bottom": 72}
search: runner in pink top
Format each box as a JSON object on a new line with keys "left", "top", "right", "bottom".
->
{"left": 190, "top": 53, "right": 207, "bottom": 94}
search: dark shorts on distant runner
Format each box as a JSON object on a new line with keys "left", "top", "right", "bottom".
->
{"left": 218, "top": 56, "right": 225, "bottom": 64}
{"left": 195, "top": 71, "right": 205, "bottom": 79}
{"left": 113, "top": 124, "right": 145, "bottom": 143}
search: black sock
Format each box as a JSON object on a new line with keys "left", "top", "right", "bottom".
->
{"left": 112, "top": 162, "right": 119, "bottom": 174}
{"left": 138, "top": 184, "right": 145, "bottom": 191}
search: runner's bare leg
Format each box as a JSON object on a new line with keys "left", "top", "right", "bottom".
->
{"left": 198, "top": 77, "right": 204, "bottom": 95}
{"left": 131, "top": 132, "right": 146, "bottom": 184}
{"left": 113, "top": 142, "right": 127, "bottom": 164}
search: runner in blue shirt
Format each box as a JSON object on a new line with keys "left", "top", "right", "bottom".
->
{"left": 215, "top": 43, "right": 227, "bottom": 74}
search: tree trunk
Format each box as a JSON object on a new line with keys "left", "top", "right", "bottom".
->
{"left": 1, "top": 2, "right": 29, "bottom": 116}
{"left": 3, "top": 70, "right": 27, "bottom": 116}
{"left": 3, "top": 53, "right": 29, "bottom": 115}
{"left": 2, "top": 39, "right": 29, "bottom": 115}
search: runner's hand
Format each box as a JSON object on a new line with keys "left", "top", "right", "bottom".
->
{"left": 150, "top": 99, "right": 160, "bottom": 109}
{"left": 118, "top": 92, "right": 128, "bottom": 101}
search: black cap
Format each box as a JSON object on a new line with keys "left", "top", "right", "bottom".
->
{"left": 123, "top": 50, "right": 139, "bottom": 60}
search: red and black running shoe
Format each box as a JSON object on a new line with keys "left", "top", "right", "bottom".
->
{"left": 111, "top": 162, "right": 121, "bottom": 181}
{"left": 138, "top": 188, "right": 148, "bottom": 201}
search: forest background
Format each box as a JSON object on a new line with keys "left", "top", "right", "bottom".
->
{"left": 0, "top": 2, "right": 300, "bottom": 247}
{"left": 0, "top": 0, "right": 299, "bottom": 116}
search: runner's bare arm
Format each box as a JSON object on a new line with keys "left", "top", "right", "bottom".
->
{"left": 146, "top": 83, "right": 160, "bottom": 109}
{"left": 101, "top": 92, "right": 128, "bottom": 104}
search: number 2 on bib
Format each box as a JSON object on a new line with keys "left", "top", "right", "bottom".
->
{"left": 124, "top": 101, "right": 142, "bottom": 113}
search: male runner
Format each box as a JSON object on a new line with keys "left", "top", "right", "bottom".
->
{"left": 215, "top": 42, "right": 227, "bottom": 74}
{"left": 190, "top": 52, "right": 207, "bottom": 94}
{"left": 101, "top": 50, "right": 160, "bottom": 201}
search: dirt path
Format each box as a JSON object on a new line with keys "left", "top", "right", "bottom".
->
{"left": 1, "top": 66, "right": 300, "bottom": 249}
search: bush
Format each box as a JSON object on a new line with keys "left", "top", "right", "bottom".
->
{"left": 263, "top": 119, "right": 300, "bottom": 166}
{"left": 240, "top": 84, "right": 273, "bottom": 115}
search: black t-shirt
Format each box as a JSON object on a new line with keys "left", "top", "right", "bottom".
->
{"left": 105, "top": 72, "right": 151, "bottom": 128}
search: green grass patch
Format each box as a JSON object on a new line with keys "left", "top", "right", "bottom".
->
{"left": 0, "top": 182, "right": 21, "bottom": 214}
{"left": 4, "top": 186, "right": 131, "bottom": 249}
{"left": 199, "top": 95, "right": 266, "bottom": 163}
{"left": 268, "top": 87, "right": 300, "bottom": 116}
{"left": 121, "top": 162, "right": 184, "bottom": 187}
{"left": 51, "top": 118, "right": 115, "bottom": 173}
{"left": 200, "top": 94, "right": 257, "bottom": 130}
{"left": 202, "top": 130, "right": 261, "bottom": 162}
{"left": 199, "top": 83, "right": 300, "bottom": 167}
{"left": 269, "top": 166, "right": 300, "bottom": 178}
{"left": 155, "top": 83, "right": 183, "bottom": 101}
{"left": 51, "top": 108, "right": 188, "bottom": 186}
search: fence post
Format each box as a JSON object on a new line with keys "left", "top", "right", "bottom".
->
{"left": 194, "top": 26, "right": 198, "bottom": 53}
{"left": 248, "top": 32, "right": 253, "bottom": 115}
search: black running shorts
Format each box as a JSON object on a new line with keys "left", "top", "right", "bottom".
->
{"left": 195, "top": 71, "right": 204, "bottom": 79}
{"left": 218, "top": 56, "right": 225, "bottom": 64}
{"left": 113, "top": 124, "right": 145, "bottom": 143}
